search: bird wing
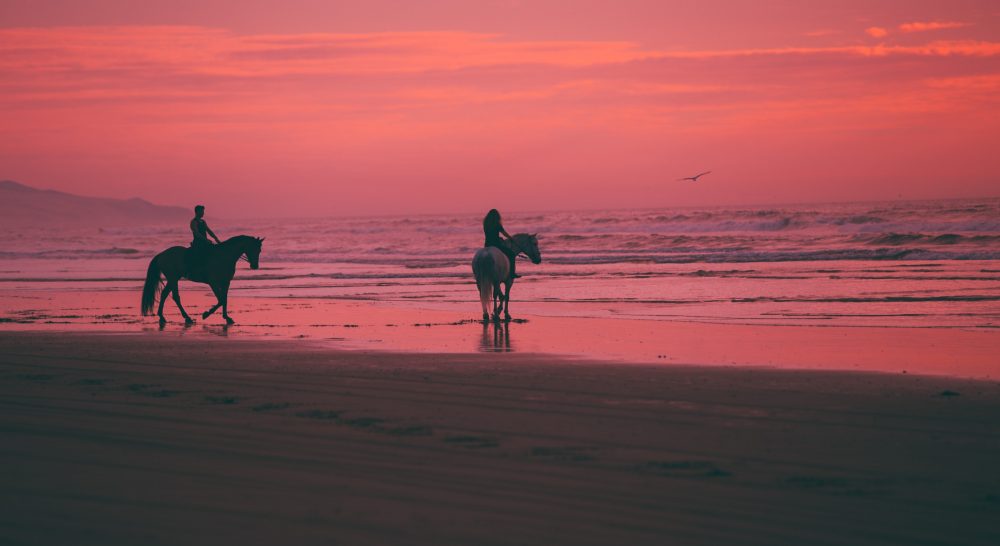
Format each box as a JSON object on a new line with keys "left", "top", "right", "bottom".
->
{"left": 678, "top": 171, "right": 711, "bottom": 181}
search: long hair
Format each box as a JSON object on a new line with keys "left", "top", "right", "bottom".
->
{"left": 485, "top": 208, "right": 501, "bottom": 224}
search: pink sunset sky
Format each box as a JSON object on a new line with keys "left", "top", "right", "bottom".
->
{"left": 2, "top": 0, "right": 999, "bottom": 216}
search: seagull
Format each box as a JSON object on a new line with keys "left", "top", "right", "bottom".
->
{"left": 678, "top": 171, "right": 711, "bottom": 182}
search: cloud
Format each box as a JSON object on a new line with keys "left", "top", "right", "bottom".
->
{"left": 644, "top": 41, "right": 1000, "bottom": 60}
{"left": 0, "top": 27, "right": 654, "bottom": 78}
{"left": 899, "top": 21, "right": 970, "bottom": 33}
{"left": 866, "top": 27, "right": 889, "bottom": 38}
{"left": 2, "top": 26, "right": 997, "bottom": 86}
{"left": 2, "top": 25, "right": 998, "bottom": 214}
{"left": 2, "top": 26, "right": 999, "bottom": 128}
{"left": 2, "top": 26, "right": 998, "bottom": 146}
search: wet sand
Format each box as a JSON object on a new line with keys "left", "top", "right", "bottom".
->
{"left": 2, "top": 331, "right": 999, "bottom": 545}
{"left": 2, "top": 288, "right": 998, "bottom": 378}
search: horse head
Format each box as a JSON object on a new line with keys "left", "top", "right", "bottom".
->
{"left": 513, "top": 233, "right": 542, "bottom": 264}
{"left": 242, "top": 236, "right": 265, "bottom": 270}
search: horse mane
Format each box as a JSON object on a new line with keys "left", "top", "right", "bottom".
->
{"left": 508, "top": 233, "right": 535, "bottom": 253}
{"left": 220, "top": 234, "right": 258, "bottom": 247}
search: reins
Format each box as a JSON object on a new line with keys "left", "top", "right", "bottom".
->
{"left": 506, "top": 235, "right": 527, "bottom": 257}
{"left": 216, "top": 236, "right": 254, "bottom": 265}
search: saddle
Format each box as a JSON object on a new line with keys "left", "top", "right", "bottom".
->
{"left": 184, "top": 242, "right": 214, "bottom": 282}
{"left": 486, "top": 238, "right": 515, "bottom": 256}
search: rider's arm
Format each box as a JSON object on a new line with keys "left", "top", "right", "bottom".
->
{"left": 206, "top": 224, "right": 221, "bottom": 243}
{"left": 499, "top": 224, "right": 512, "bottom": 239}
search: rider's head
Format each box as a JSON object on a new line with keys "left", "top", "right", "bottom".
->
{"left": 194, "top": 205, "right": 205, "bottom": 218}
{"left": 486, "top": 208, "right": 501, "bottom": 222}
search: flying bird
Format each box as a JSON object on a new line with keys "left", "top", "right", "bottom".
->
{"left": 678, "top": 171, "right": 711, "bottom": 182}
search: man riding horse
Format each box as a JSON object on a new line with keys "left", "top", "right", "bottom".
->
{"left": 188, "top": 205, "right": 221, "bottom": 279}
{"left": 141, "top": 204, "right": 263, "bottom": 325}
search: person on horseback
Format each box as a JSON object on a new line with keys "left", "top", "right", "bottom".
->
{"left": 189, "top": 205, "right": 220, "bottom": 275}
{"left": 483, "top": 208, "right": 520, "bottom": 279}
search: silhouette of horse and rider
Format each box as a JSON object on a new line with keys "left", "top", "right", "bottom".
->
{"left": 141, "top": 205, "right": 540, "bottom": 325}
{"left": 473, "top": 209, "right": 542, "bottom": 322}
{"left": 141, "top": 205, "right": 263, "bottom": 325}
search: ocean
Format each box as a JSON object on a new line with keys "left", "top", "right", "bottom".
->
{"left": 3, "top": 198, "right": 999, "bottom": 327}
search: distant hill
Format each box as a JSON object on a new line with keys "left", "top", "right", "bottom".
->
{"left": 0, "top": 180, "right": 190, "bottom": 228}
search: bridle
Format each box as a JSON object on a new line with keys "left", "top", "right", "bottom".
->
{"left": 506, "top": 235, "right": 533, "bottom": 259}
{"left": 506, "top": 237, "right": 524, "bottom": 256}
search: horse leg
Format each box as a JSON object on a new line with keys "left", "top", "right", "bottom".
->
{"left": 170, "top": 282, "right": 195, "bottom": 325}
{"left": 478, "top": 280, "right": 491, "bottom": 323}
{"left": 492, "top": 285, "right": 502, "bottom": 322}
{"left": 503, "top": 280, "right": 513, "bottom": 322}
{"left": 202, "top": 301, "right": 222, "bottom": 319}
{"left": 202, "top": 283, "right": 223, "bottom": 319}
{"left": 157, "top": 282, "right": 173, "bottom": 324}
{"left": 220, "top": 281, "right": 234, "bottom": 325}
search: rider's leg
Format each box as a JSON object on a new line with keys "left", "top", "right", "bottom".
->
{"left": 504, "top": 247, "right": 520, "bottom": 279}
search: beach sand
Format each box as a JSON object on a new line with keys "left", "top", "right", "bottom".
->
{"left": 2, "top": 331, "right": 998, "bottom": 545}
{"left": 3, "top": 288, "right": 998, "bottom": 378}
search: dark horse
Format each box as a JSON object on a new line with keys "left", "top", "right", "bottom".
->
{"left": 141, "top": 235, "right": 264, "bottom": 325}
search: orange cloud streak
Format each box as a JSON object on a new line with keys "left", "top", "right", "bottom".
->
{"left": 2, "top": 25, "right": 999, "bottom": 213}
{"left": 866, "top": 27, "right": 889, "bottom": 38}
{"left": 899, "top": 21, "right": 970, "bottom": 33}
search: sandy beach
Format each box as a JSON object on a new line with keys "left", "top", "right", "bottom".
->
{"left": 3, "top": 330, "right": 998, "bottom": 545}
{"left": 5, "top": 2, "right": 1000, "bottom": 543}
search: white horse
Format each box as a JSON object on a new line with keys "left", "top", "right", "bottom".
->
{"left": 471, "top": 233, "right": 542, "bottom": 322}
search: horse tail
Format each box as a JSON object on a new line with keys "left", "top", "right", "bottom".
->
{"left": 472, "top": 249, "right": 497, "bottom": 318}
{"left": 479, "top": 271, "right": 494, "bottom": 312}
{"left": 141, "top": 256, "right": 163, "bottom": 316}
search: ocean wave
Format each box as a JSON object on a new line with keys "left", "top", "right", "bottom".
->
{"left": 863, "top": 233, "right": 1000, "bottom": 246}
{"left": 735, "top": 295, "right": 1000, "bottom": 303}
{"left": 830, "top": 215, "right": 886, "bottom": 225}
{"left": 1, "top": 199, "right": 998, "bottom": 267}
{"left": 0, "top": 247, "right": 144, "bottom": 259}
{"left": 544, "top": 248, "right": 1000, "bottom": 264}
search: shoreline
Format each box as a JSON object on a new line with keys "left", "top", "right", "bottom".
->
{"left": 2, "top": 289, "right": 998, "bottom": 379}
{"left": 2, "top": 331, "right": 999, "bottom": 545}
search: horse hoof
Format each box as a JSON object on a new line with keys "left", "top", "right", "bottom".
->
{"left": 202, "top": 312, "right": 210, "bottom": 319}
{"left": 184, "top": 318, "right": 195, "bottom": 326}
{"left": 504, "top": 316, "right": 512, "bottom": 323}
{"left": 225, "top": 318, "right": 235, "bottom": 325}
{"left": 158, "top": 317, "right": 166, "bottom": 325}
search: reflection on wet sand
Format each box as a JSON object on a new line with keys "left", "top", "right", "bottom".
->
{"left": 3, "top": 289, "right": 999, "bottom": 377}
{"left": 202, "top": 323, "right": 232, "bottom": 337}
{"left": 480, "top": 321, "right": 512, "bottom": 353}
{"left": 148, "top": 320, "right": 229, "bottom": 337}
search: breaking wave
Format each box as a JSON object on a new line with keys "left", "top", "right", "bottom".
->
{"left": 1, "top": 198, "right": 998, "bottom": 266}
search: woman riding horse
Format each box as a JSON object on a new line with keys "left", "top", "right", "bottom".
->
{"left": 472, "top": 231, "right": 541, "bottom": 323}
{"left": 483, "top": 209, "right": 520, "bottom": 280}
